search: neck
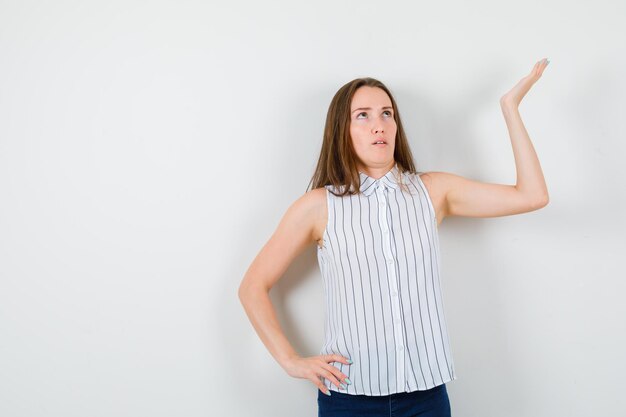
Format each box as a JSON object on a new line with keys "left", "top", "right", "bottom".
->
{"left": 358, "top": 161, "right": 395, "bottom": 179}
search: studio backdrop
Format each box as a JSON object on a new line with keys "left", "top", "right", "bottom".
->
{"left": 0, "top": 1, "right": 624, "bottom": 416}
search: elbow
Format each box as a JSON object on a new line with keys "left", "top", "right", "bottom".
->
{"left": 238, "top": 282, "right": 251, "bottom": 303}
{"left": 531, "top": 194, "right": 549, "bottom": 210}
{"left": 238, "top": 286, "right": 254, "bottom": 311}
{"left": 238, "top": 279, "right": 268, "bottom": 303}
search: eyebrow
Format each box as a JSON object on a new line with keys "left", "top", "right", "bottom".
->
{"left": 351, "top": 106, "right": 393, "bottom": 114}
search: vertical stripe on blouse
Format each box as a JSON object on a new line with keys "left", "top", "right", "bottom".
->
{"left": 316, "top": 163, "right": 457, "bottom": 396}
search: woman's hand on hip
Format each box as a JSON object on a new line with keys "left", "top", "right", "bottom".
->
{"left": 282, "top": 354, "right": 352, "bottom": 395}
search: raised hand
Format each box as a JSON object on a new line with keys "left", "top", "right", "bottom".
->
{"left": 500, "top": 58, "right": 550, "bottom": 108}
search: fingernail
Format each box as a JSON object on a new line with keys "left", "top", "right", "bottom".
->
{"left": 345, "top": 378, "right": 352, "bottom": 385}
{"left": 347, "top": 359, "right": 353, "bottom": 364}
{"left": 324, "top": 389, "right": 332, "bottom": 396}
{"left": 340, "top": 383, "right": 347, "bottom": 390}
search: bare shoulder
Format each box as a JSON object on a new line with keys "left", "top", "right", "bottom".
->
{"left": 283, "top": 186, "right": 327, "bottom": 247}
{"left": 415, "top": 172, "right": 448, "bottom": 225}
{"left": 239, "top": 187, "right": 327, "bottom": 292}
{"left": 305, "top": 187, "right": 328, "bottom": 249}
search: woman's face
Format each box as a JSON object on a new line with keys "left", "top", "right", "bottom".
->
{"left": 349, "top": 86, "right": 397, "bottom": 170}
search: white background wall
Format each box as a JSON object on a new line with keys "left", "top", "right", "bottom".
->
{"left": 1, "top": 1, "right": 624, "bottom": 416}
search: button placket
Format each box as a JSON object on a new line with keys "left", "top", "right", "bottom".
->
{"left": 375, "top": 183, "right": 405, "bottom": 387}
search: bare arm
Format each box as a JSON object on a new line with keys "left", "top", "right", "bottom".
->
{"left": 238, "top": 188, "right": 351, "bottom": 395}
{"left": 429, "top": 59, "right": 551, "bottom": 220}
{"left": 238, "top": 192, "right": 316, "bottom": 367}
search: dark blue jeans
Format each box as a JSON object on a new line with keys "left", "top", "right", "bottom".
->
{"left": 317, "top": 383, "right": 451, "bottom": 417}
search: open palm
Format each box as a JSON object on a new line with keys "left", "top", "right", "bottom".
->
{"left": 500, "top": 58, "right": 550, "bottom": 108}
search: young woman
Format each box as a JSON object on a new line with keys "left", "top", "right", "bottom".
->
{"left": 238, "top": 58, "right": 550, "bottom": 417}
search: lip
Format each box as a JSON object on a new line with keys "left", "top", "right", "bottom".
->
{"left": 372, "top": 138, "right": 387, "bottom": 145}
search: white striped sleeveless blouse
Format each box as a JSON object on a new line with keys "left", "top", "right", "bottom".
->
{"left": 316, "top": 162, "right": 457, "bottom": 396}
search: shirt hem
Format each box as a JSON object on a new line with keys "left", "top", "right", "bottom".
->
{"left": 327, "top": 373, "right": 458, "bottom": 396}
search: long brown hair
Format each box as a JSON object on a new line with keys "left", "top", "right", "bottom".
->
{"left": 306, "top": 77, "right": 419, "bottom": 196}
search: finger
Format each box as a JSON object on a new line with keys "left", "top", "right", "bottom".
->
{"left": 325, "top": 354, "right": 352, "bottom": 365}
{"left": 324, "top": 365, "right": 348, "bottom": 382}
{"left": 537, "top": 58, "right": 550, "bottom": 71}
{"left": 533, "top": 59, "right": 545, "bottom": 74}
{"left": 319, "top": 364, "right": 345, "bottom": 389}
{"left": 314, "top": 376, "right": 332, "bottom": 396}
